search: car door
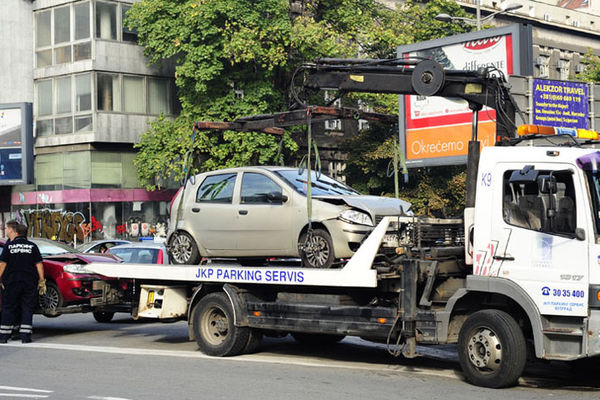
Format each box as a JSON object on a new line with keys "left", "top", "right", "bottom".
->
{"left": 479, "top": 163, "right": 589, "bottom": 317}
{"left": 187, "top": 172, "right": 239, "bottom": 253}
{"left": 233, "top": 171, "right": 292, "bottom": 254}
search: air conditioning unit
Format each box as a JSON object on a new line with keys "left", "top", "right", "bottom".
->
{"left": 543, "top": 14, "right": 552, "bottom": 22}
{"left": 325, "top": 119, "right": 342, "bottom": 131}
{"left": 556, "top": 60, "right": 568, "bottom": 70}
{"left": 573, "top": 20, "right": 581, "bottom": 27}
{"left": 575, "top": 64, "right": 586, "bottom": 73}
{"left": 535, "top": 56, "right": 547, "bottom": 66}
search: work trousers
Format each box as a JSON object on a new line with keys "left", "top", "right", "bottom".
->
{"left": 0, "top": 280, "right": 37, "bottom": 340}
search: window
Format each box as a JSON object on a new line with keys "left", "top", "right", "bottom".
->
{"left": 35, "top": 73, "right": 93, "bottom": 136}
{"left": 241, "top": 173, "right": 282, "bottom": 204}
{"left": 97, "top": 73, "right": 121, "bottom": 111}
{"left": 123, "top": 76, "right": 145, "bottom": 113}
{"left": 34, "top": 2, "right": 92, "bottom": 67}
{"left": 196, "top": 174, "right": 236, "bottom": 203}
{"left": 96, "top": 2, "right": 117, "bottom": 40}
{"left": 122, "top": 4, "right": 138, "bottom": 42}
{"left": 503, "top": 169, "right": 576, "bottom": 235}
{"left": 148, "top": 78, "right": 169, "bottom": 114}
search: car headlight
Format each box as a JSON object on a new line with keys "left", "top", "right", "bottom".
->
{"left": 63, "top": 264, "right": 89, "bottom": 274}
{"left": 339, "top": 210, "right": 373, "bottom": 226}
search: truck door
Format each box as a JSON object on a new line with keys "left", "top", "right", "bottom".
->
{"left": 476, "top": 164, "right": 589, "bottom": 317}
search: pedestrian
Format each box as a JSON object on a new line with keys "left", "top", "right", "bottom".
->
{"left": 0, "top": 221, "right": 46, "bottom": 343}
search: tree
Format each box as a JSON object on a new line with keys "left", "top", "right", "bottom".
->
{"left": 127, "top": 0, "right": 471, "bottom": 190}
{"left": 579, "top": 48, "right": 600, "bottom": 83}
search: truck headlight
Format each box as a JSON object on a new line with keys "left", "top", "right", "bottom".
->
{"left": 63, "top": 264, "right": 89, "bottom": 274}
{"left": 339, "top": 210, "right": 373, "bottom": 226}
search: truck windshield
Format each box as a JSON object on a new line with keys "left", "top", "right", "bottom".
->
{"left": 274, "top": 169, "right": 360, "bottom": 196}
{"left": 578, "top": 152, "right": 600, "bottom": 233}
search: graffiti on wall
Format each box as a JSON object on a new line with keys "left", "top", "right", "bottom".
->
{"left": 20, "top": 209, "right": 87, "bottom": 242}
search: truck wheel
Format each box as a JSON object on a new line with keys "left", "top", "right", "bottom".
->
{"left": 93, "top": 311, "right": 115, "bottom": 323}
{"left": 458, "top": 309, "right": 526, "bottom": 388}
{"left": 169, "top": 231, "right": 201, "bottom": 265}
{"left": 242, "top": 329, "right": 263, "bottom": 354}
{"left": 39, "top": 281, "right": 63, "bottom": 317}
{"left": 292, "top": 333, "right": 346, "bottom": 345}
{"left": 192, "top": 293, "right": 249, "bottom": 356}
{"left": 299, "top": 229, "right": 335, "bottom": 268}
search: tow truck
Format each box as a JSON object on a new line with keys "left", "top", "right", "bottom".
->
{"left": 85, "top": 58, "right": 600, "bottom": 388}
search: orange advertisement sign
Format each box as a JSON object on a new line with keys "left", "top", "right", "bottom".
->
{"left": 406, "top": 122, "right": 496, "bottom": 160}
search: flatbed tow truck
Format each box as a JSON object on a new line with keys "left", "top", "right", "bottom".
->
{"left": 85, "top": 58, "right": 600, "bottom": 388}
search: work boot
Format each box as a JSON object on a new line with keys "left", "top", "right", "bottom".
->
{"left": 0, "top": 335, "right": 9, "bottom": 344}
{"left": 21, "top": 334, "right": 32, "bottom": 344}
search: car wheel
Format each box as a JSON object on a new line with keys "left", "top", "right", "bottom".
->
{"left": 39, "top": 281, "right": 63, "bottom": 317}
{"left": 169, "top": 231, "right": 201, "bottom": 265}
{"left": 457, "top": 309, "right": 527, "bottom": 388}
{"left": 191, "top": 292, "right": 249, "bottom": 357}
{"left": 299, "top": 228, "right": 335, "bottom": 268}
{"left": 93, "top": 311, "right": 115, "bottom": 323}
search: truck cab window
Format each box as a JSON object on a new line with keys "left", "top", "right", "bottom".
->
{"left": 503, "top": 170, "right": 576, "bottom": 235}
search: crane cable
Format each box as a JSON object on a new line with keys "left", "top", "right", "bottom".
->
{"left": 174, "top": 126, "right": 198, "bottom": 232}
{"left": 386, "top": 138, "right": 409, "bottom": 198}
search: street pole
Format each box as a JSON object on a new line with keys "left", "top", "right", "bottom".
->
{"left": 476, "top": 0, "right": 481, "bottom": 31}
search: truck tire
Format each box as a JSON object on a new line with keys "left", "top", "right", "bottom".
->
{"left": 192, "top": 292, "right": 249, "bottom": 356}
{"left": 169, "top": 231, "right": 201, "bottom": 265}
{"left": 292, "top": 332, "right": 346, "bottom": 345}
{"left": 458, "top": 309, "right": 527, "bottom": 388}
{"left": 299, "top": 229, "right": 335, "bottom": 268}
{"left": 93, "top": 311, "right": 115, "bottom": 323}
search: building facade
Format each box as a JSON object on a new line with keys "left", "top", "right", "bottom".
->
{"left": 0, "top": 0, "right": 177, "bottom": 242}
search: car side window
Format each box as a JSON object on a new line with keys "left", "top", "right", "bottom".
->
{"left": 241, "top": 173, "right": 282, "bottom": 204}
{"left": 503, "top": 169, "right": 576, "bottom": 235}
{"left": 196, "top": 173, "right": 236, "bottom": 203}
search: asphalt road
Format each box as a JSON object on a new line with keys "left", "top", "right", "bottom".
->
{"left": 0, "top": 313, "right": 598, "bottom": 399}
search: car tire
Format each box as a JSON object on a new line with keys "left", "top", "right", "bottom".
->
{"left": 299, "top": 228, "right": 335, "bottom": 268}
{"left": 39, "top": 281, "right": 63, "bottom": 317}
{"left": 191, "top": 292, "right": 250, "bottom": 357}
{"left": 169, "top": 231, "right": 201, "bottom": 265}
{"left": 457, "top": 309, "right": 527, "bottom": 388}
{"left": 93, "top": 311, "right": 115, "bottom": 323}
{"left": 292, "top": 332, "right": 346, "bottom": 345}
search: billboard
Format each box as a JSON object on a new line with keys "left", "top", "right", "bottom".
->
{"left": 533, "top": 79, "right": 588, "bottom": 129}
{"left": 0, "top": 103, "right": 33, "bottom": 185}
{"left": 398, "top": 24, "right": 533, "bottom": 167}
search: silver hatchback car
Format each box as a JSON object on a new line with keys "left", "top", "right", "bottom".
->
{"left": 167, "top": 167, "right": 410, "bottom": 268}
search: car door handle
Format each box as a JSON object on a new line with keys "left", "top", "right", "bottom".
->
{"left": 493, "top": 255, "right": 515, "bottom": 261}
{"left": 191, "top": 207, "right": 200, "bottom": 213}
{"left": 239, "top": 210, "right": 248, "bottom": 215}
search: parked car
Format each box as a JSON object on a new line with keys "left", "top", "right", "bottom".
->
{"left": 0, "top": 238, "right": 120, "bottom": 318}
{"left": 167, "top": 167, "right": 411, "bottom": 268}
{"left": 107, "top": 242, "right": 170, "bottom": 264}
{"left": 76, "top": 239, "right": 131, "bottom": 254}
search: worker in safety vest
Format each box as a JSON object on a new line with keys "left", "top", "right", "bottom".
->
{"left": 0, "top": 221, "right": 46, "bottom": 343}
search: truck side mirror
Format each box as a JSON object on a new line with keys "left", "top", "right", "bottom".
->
{"left": 575, "top": 228, "right": 586, "bottom": 241}
{"left": 537, "top": 175, "right": 557, "bottom": 194}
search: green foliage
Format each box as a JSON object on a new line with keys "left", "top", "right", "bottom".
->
{"left": 129, "top": 0, "right": 472, "bottom": 203}
{"left": 579, "top": 49, "right": 600, "bottom": 83}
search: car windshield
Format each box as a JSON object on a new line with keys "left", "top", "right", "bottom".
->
{"left": 275, "top": 169, "right": 360, "bottom": 196}
{"left": 31, "top": 239, "right": 77, "bottom": 256}
{"left": 108, "top": 247, "right": 160, "bottom": 263}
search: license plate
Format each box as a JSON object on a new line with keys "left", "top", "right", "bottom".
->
{"left": 147, "top": 291, "right": 155, "bottom": 307}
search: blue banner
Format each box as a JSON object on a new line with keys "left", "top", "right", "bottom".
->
{"left": 533, "top": 79, "right": 589, "bottom": 129}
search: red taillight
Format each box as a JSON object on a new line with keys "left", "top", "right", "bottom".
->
{"left": 157, "top": 249, "right": 164, "bottom": 264}
{"left": 169, "top": 186, "right": 184, "bottom": 216}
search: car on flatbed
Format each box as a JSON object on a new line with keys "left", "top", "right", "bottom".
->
{"left": 167, "top": 166, "right": 410, "bottom": 268}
